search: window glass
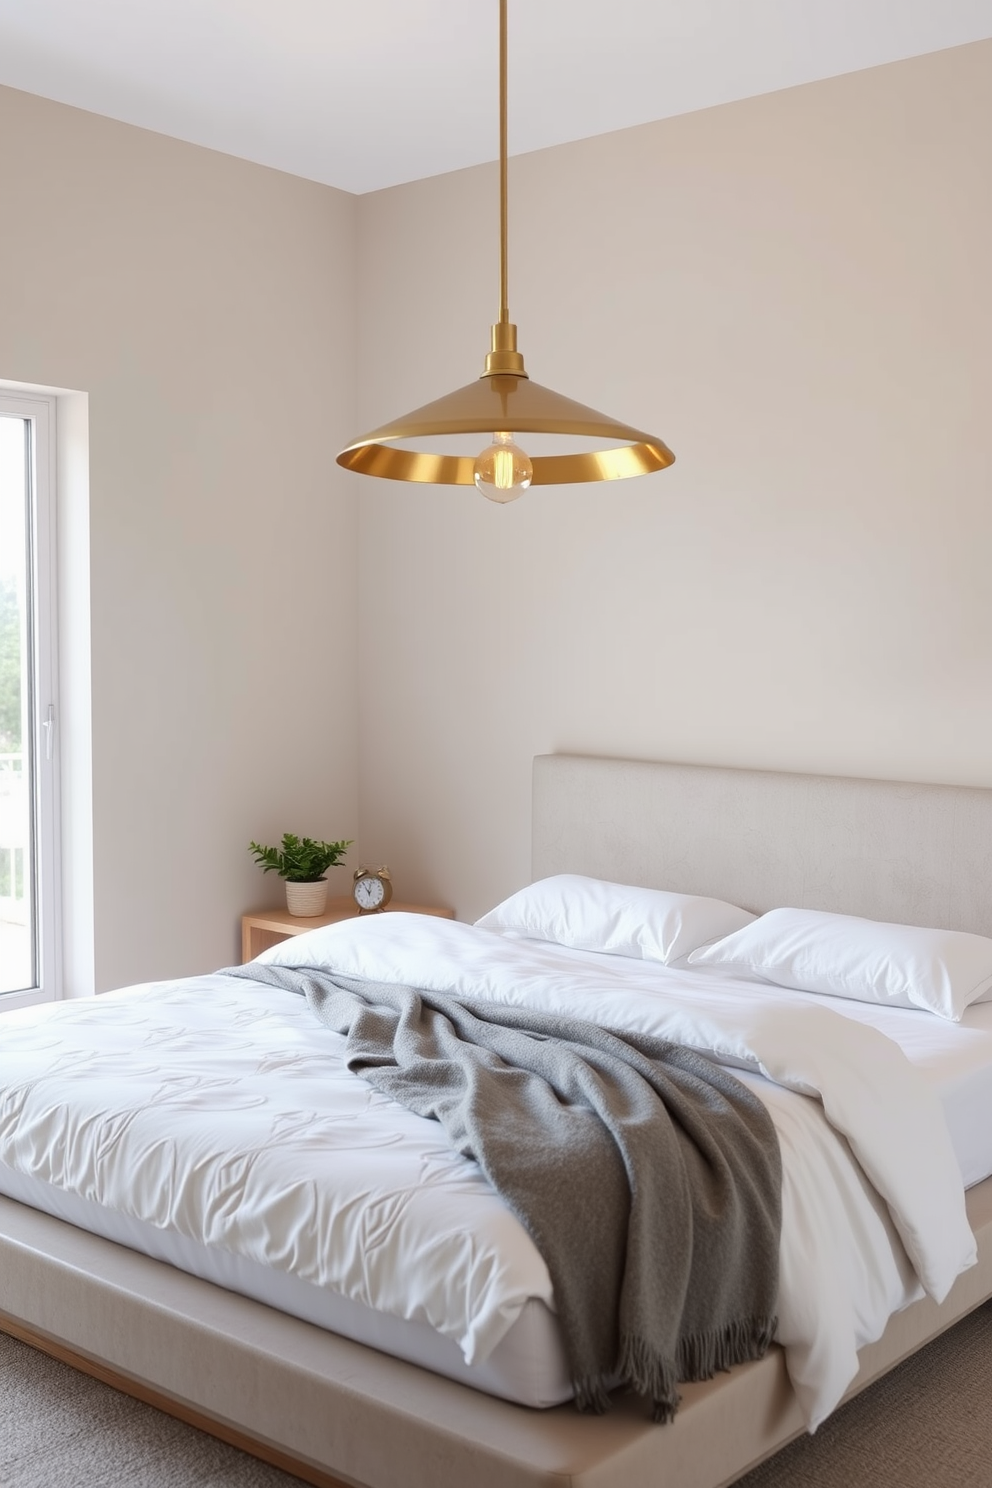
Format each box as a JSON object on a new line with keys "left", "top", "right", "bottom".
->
{"left": 0, "top": 415, "right": 33, "bottom": 992}
{"left": 0, "top": 398, "right": 58, "bottom": 1003}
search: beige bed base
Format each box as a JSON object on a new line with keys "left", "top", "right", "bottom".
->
{"left": 0, "top": 1181, "right": 990, "bottom": 1488}
{"left": 3, "top": 752, "right": 992, "bottom": 1488}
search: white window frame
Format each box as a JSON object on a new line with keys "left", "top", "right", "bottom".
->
{"left": 0, "top": 392, "right": 61, "bottom": 1009}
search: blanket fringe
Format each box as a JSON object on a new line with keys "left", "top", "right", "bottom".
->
{"left": 574, "top": 1318, "right": 778, "bottom": 1425}
{"left": 675, "top": 1315, "right": 778, "bottom": 1382}
{"left": 617, "top": 1333, "right": 681, "bottom": 1423}
{"left": 571, "top": 1374, "right": 616, "bottom": 1416}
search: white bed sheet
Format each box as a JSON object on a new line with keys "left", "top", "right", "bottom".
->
{"left": 261, "top": 914, "right": 992, "bottom": 1184}
{"left": 756, "top": 989, "right": 992, "bottom": 1188}
{"left": 0, "top": 1160, "right": 572, "bottom": 1406}
{"left": 0, "top": 915, "right": 981, "bottom": 1431}
{"left": 0, "top": 976, "right": 556, "bottom": 1372}
{"left": 258, "top": 913, "right": 979, "bottom": 1423}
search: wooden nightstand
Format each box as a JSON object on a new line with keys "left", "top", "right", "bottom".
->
{"left": 241, "top": 898, "right": 455, "bottom": 963}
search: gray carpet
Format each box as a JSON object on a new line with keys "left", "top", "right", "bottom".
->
{"left": 1, "top": 1304, "right": 991, "bottom": 1487}
{"left": 734, "top": 1300, "right": 992, "bottom": 1488}
{"left": 0, "top": 1333, "right": 301, "bottom": 1488}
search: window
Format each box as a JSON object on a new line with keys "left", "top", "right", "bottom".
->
{"left": 0, "top": 393, "right": 60, "bottom": 1005}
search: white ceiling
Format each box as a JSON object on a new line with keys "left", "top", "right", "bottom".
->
{"left": 1, "top": 0, "right": 990, "bottom": 195}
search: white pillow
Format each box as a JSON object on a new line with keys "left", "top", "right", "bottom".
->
{"left": 474, "top": 874, "right": 755, "bottom": 966}
{"left": 687, "top": 906, "right": 992, "bottom": 1021}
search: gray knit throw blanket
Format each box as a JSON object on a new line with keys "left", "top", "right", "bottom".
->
{"left": 224, "top": 963, "right": 782, "bottom": 1422}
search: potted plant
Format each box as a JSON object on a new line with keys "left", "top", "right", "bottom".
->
{"left": 249, "top": 834, "right": 352, "bottom": 917}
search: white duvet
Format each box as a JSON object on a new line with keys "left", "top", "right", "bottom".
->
{"left": 0, "top": 913, "right": 977, "bottom": 1429}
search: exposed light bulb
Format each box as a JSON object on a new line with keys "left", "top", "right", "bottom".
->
{"left": 473, "top": 431, "right": 533, "bottom": 503}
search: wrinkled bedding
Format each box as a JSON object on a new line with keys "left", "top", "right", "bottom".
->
{"left": 0, "top": 912, "right": 978, "bottom": 1428}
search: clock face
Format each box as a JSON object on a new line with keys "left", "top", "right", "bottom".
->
{"left": 354, "top": 874, "right": 386, "bottom": 911}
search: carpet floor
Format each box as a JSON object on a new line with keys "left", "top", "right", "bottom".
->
{"left": 2, "top": 1303, "right": 991, "bottom": 1487}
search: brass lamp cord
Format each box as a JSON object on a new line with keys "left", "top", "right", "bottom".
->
{"left": 499, "top": 0, "right": 509, "bottom": 325}
{"left": 334, "top": 0, "right": 675, "bottom": 485}
{"left": 485, "top": 0, "right": 526, "bottom": 376}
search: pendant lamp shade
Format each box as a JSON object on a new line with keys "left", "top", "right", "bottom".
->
{"left": 336, "top": 1, "right": 674, "bottom": 494}
{"left": 337, "top": 374, "right": 674, "bottom": 486}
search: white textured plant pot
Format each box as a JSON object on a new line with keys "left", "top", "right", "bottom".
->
{"left": 285, "top": 880, "right": 328, "bottom": 917}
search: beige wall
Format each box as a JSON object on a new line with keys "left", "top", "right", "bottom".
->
{"left": 0, "top": 85, "right": 359, "bottom": 990}
{"left": 355, "top": 41, "right": 992, "bottom": 922}
{"left": 4, "top": 40, "right": 991, "bottom": 977}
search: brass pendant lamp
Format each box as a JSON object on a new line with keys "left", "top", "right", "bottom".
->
{"left": 336, "top": 0, "right": 675, "bottom": 502}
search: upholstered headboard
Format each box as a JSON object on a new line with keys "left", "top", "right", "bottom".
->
{"left": 532, "top": 755, "right": 992, "bottom": 938}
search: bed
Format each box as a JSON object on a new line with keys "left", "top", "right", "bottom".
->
{"left": 2, "top": 753, "right": 992, "bottom": 1488}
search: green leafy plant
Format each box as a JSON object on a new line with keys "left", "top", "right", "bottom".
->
{"left": 248, "top": 834, "right": 352, "bottom": 884}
